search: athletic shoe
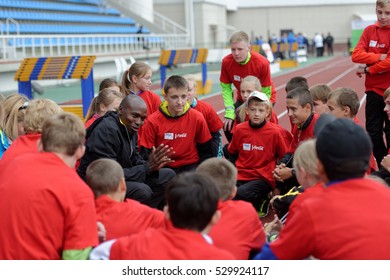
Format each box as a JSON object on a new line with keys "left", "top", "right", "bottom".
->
{"left": 258, "top": 195, "right": 271, "bottom": 218}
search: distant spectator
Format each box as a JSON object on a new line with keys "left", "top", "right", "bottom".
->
{"left": 324, "top": 32, "right": 334, "bottom": 56}
{"left": 313, "top": 33, "right": 324, "bottom": 57}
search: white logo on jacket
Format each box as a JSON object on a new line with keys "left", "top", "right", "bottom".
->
{"left": 252, "top": 145, "right": 264, "bottom": 151}
{"left": 175, "top": 133, "right": 187, "bottom": 139}
{"left": 243, "top": 143, "right": 251, "bottom": 151}
{"left": 242, "top": 143, "right": 264, "bottom": 151}
{"left": 164, "top": 133, "right": 174, "bottom": 140}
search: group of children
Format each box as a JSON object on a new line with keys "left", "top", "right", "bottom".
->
{"left": 2, "top": 63, "right": 390, "bottom": 260}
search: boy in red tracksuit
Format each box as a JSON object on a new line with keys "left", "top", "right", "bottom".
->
{"left": 197, "top": 158, "right": 266, "bottom": 259}
{"left": 352, "top": 0, "right": 390, "bottom": 166}
{"left": 184, "top": 75, "right": 223, "bottom": 157}
{"left": 327, "top": 87, "right": 378, "bottom": 173}
{"left": 86, "top": 158, "right": 165, "bottom": 242}
{"left": 89, "top": 172, "right": 235, "bottom": 260}
{"left": 227, "top": 91, "right": 288, "bottom": 216}
{"left": 220, "top": 30, "right": 276, "bottom": 142}
{"left": 140, "top": 75, "right": 212, "bottom": 173}
{"left": 0, "top": 113, "right": 98, "bottom": 260}
{"left": 273, "top": 87, "right": 319, "bottom": 194}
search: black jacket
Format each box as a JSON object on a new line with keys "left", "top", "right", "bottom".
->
{"left": 77, "top": 111, "right": 151, "bottom": 182}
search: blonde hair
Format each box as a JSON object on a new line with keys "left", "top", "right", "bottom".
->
{"left": 121, "top": 62, "right": 152, "bottom": 96}
{"left": 183, "top": 74, "right": 196, "bottom": 90}
{"left": 328, "top": 87, "right": 360, "bottom": 118}
{"left": 293, "top": 139, "right": 320, "bottom": 179}
{"left": 377, "top": 0, "right": 390, "bottom": 8}
{"left": 1, "top": 93, "right": 29, "bottom": 141}
{"left": 41, "top": 112, "right": 85, "bottom": 156}
{"left": 24, "top": 99, "right": 63, "bottom": 134}
{"left": 384, "top": 86, "right": 390, "bottom": 100}
{"left": 237, "top": 76, "right": 261, "bottom": 122}
{"left": 229, "top": 30, "right": 249, "bottom": 44}
{"left": 310, "top": 84, "right": 332, "bottom": 103}
{"left": 0, "top": 94, "right": 4, "bottom": 125}
{"left": 86, "top": 158, "right": 124, "bottom": 198}
{"left": 196, "top": 157, "right": 237, "bottom": 201}
{"left": 85, "top": 89, "right": 124, "bottom": 122}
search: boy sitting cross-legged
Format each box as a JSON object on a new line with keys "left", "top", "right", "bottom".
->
{"left": 140, "top": 75, "right": 212, "bottom": 173}
{"left": 226, "top": 91, "right": 289, "bottom": 217}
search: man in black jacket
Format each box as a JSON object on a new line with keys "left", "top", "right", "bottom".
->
{"left": 78, "top": 95, "right": 175, "bottom": 210}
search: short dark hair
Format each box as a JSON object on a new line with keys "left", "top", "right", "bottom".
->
{"left": 86, "top": 158, "right": 124, "bottom": 198}
{"left": 285, "top": 76, "right": 308, "bottom": 92}
{"left": 165, "top": 172, "right": 219, "bottom": 231}
{"left": 163, "top": 75, "right": 189, "bottom": 95}
{"left": 119, "top": 94, "right": 145, "bottom": 110}
{"left": 286, "top": 87, "right": 314, "bottom": 110}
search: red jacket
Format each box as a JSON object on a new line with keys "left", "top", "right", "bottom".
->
{"left": 352, "top": 22, "right": 390, "bottom": 96}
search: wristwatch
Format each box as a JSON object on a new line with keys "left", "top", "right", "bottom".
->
{"left": 291, "top": 168, "right": 296, "bottom": 177}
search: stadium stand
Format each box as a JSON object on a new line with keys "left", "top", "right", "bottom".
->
{"left": 0, "top": 0, "right": 150, "bottom": 34}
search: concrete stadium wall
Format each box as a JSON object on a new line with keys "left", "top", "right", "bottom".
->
{"left": 227, "top": 4, "right": 375, "bottom": 44}
{"left": 195, "top": 2, "right": 227, "bottom": 48}
{"left": 154, "top": 1, "right": 375, "bottom": 47}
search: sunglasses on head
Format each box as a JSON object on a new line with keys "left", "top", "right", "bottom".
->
{"left": 18, "top": 101, "right": 29, "bottom": 111}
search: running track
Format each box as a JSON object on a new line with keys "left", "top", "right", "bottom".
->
{"left": 199, "top": 55, "right": 366, "bottom": 144}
